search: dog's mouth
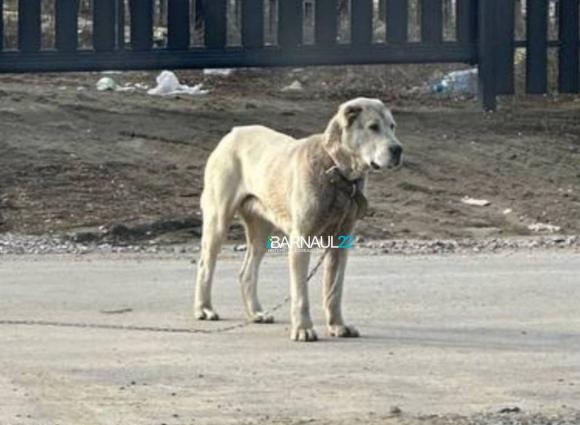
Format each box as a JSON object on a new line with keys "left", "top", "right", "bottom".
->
{"left": 370, "top": 159, "right": 403, "bottom": 172}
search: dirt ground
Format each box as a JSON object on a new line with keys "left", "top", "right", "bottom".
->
{"left": 0, "top": 66, "right": 579, "bottom": 243}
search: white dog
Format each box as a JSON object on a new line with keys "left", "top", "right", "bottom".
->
{"left": 194, "top": 98, "right": 403, "bottom": 341}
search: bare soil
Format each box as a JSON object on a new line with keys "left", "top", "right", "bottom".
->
{"left": 0, "top": 67, "right": 579, "bottom": 243}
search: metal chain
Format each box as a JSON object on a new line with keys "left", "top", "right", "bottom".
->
{"left": 0, "top": 199, "right": 353, "bottom": 335}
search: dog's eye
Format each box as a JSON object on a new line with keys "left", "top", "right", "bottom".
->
{"left": 390, "top": 124, "right": 396, "bottom": 131}
{"left": 368, "top": 123, "right": 380, "bottom": 132}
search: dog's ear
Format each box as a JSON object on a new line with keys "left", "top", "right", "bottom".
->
{"left": 323, "top": 115, "right": 353, "bottom": 173}
{"left": 324, "top": 116, "right": 342, "bottom": 149}
{"left": 343, "top": 105, "right": 362, "bottom": 127}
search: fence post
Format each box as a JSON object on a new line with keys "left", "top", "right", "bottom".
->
{"left": 477, "top": 0, "right": 498, "bottom": 111}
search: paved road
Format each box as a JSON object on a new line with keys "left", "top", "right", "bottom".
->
{"left": 0, "top": 252, "right": 579, "bottom": 425}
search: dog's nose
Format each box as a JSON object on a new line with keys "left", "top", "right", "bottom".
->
{"left": 389, "top": 144, "right": 403, "bottom": 164}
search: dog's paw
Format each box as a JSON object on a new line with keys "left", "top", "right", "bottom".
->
{"left": 249, "top": 312, "right": 275, "bottom": 324}
{"left": 290, "top": 327, "right": 318, "bottom": 342}
{"left": 194, "top": 308, "right": 220, "bottom": 321}
{"left": 328, "top": 325, "right": 360, "bottom": 338}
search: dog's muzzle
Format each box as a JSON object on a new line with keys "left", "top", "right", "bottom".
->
{"left": 388, "top": 144, "right": 403, "bottom": 168}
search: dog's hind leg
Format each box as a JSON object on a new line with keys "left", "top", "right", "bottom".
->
{"left": 238, "top": 204, "right": 274, "bottom": 323}
{"left": 194, "top": 195, "right": 234, "bottom": 321}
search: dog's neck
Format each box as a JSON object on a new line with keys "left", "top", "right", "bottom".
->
{"left": 322, "top": 145, "right": 367, "bottom": 184}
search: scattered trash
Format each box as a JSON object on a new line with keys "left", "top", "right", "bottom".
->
{"left": 389, "top": 406, "right": 403, "bottom": 416}
{"left": 281, "top": 80, "right": 304, "bottom": 93}
{"left": 432, "top": 68, "right": 478, "bottom": 95}
{"left": 203, "top": 68, "right": 234, "bottom": 77}
{"left": 498, "top": 407, "right": 522, "bottom": 414}
{"left": 503, "top": 208, "right": 513, "bottom": 215}
{"left": 96, "top": 76, "right": 119, "bottom": 91}
{"left": 147, "top": 71, "right": 208, "bottom": 96}
{"left": 461, "top": 197, "right": 491, "bottom": 207}
{"left": 528, "top": 223, "right": 561, "bottom": 233}
{"left": 233, "top": 244, "right": 247, "bottom": 252}
{"left": 100, "top": 308, "right": 133, "bottom": 315}
{"left": 96, "top": 77, "right": 138, "bottom": 92}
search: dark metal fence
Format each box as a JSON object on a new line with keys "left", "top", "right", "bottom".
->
{"left": 0, "top": 0, "right": 579, "bottom": 110}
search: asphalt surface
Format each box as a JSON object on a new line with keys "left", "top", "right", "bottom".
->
{"left": 0, "top": 252, "right": 579, "bottom": 425}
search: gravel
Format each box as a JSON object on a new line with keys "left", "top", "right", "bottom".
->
{"left": 0, "top": 233, "right": 578, "bottom": 256}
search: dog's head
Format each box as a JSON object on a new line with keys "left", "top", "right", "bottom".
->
{"left": 324, "top": 98, "right": 403, "bottom": 179}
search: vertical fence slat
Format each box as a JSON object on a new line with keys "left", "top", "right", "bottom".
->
{"left": 478, "top": 0, "right": 498, "bottom": 110}
{"left": 278, "top": 0, "right": 303, "bottom": 48}
{"left": 496, "top": 0, "right": 515, "bottom": 94}
{"left": 204, "top": 0, "right": 227, "bottom": 48}
{"left": 117, "top": 0, "right": 125, "bottom": 49}
{"left": 526, "top": 0, "right": 548, "bottom": 94}
{"left": 168, "top": 0, "right": 191, "bottom": 49}
{"left": 129, "top": 0, "right": 153, "bottom": 51}
{"left": 456, "top": 0, "right": 476, "bottom": 43}
{"left": 0, "top": 0, "right": 3, "bottom": 51}
{"left": 93, "top": 0, "right": 116, "bottom": 51}
{"left": 18, "top": 0, "right": 41, "bottom": 52}
{"left": 351, "top": 0, "right": 373, "bottom": 45}
{"left": 242, "top": 0, "right": 264, "bottom": 48}
{"left": 315, "top": 0, "right": 337, "bottom": 45}
{"left": 55, "top": 0, "right": 79, "bottom": 52}
{"left": 386, "top": 0, "right": 408, "bottom": 43}
{"left": 420, "top": 0, "right": 443, "bottom": 43}
{"left": 559, "top": 0, "right": 579, "bottom": 93}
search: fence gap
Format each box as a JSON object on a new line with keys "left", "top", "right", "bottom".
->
{"left": 548, "top": 0, "right": 558, "bottom": 41}
{"left": 241, "top": 0, "right": 263, "bottom": 48}
{"left": 167, "top": 0, "right": 190, "bottom": 49}
{"left": 129, "top": 0, "right": 153, "bottom": 50}
{"left": 315, "top": 0, "right": 337, "bottom": 46}
{"left": 226, "top": 0, "right": 241, "bottom": 46}
{"left": 558, "top": 0, "right": 579, "bottom": 93}
{"left": 372, "top": 0, "right": 384, "bottom": 43}
{"left": 337, "top": 0, "right": 350, "bottom": 43}
{"left": 442, "top": 0, "right": 456, "bottom": 41}
{"left": 408, "top": 0, "right": 420, "bottom": 41}
{"left": 204, "top": 0, "right": 226, "bottom": 48}
{"left": 152, "top": 0, "right": 167, "bottom": 47}
{"left": 526, "top": 0, "right": 548, "bottom": 94}
{"left": 351, "top": 0, "right": 373, "bottom": 46}
{"left": 420, "top": 0, "right": 443, "bottom": 43}
{"left": 304, "top": 0, "right": 315, "bottom": 45}
{"left": 386, "top": 0, "right": 408, "bottom": 44}
{"left": 278, "top": 0, "right": 302, "bottom": 48}
{"left": 496, "top": 0, "right": 515, "bottom": 94}
{"left": 18, "top": 0, "right": 41, "bottom": 52}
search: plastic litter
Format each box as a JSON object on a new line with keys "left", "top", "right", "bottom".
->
{"left": 281, "top": 80, "right": 304, "bottom": 93}
{"left": 432, "top": 68, "right": 478, "bottom": 95}
{"left": 96, "top": 77, "right": 119, "bottom": 91}
{"left": 147, "top": 71, "right": 208, "bottom": 96}
{"left": 461, "top": 197, "right": 491, "bottom": 207}
{"left": 203, "top": 68, "right": 234, "bottom": 76}
{"left": 528, "top": 223, "right": 561, "bottom": 233}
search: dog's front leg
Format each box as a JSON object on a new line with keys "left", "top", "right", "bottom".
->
{"left": 289, "top": 247, "right": 317, "bottom": 342}
{"left": 323, "top": 248, "right": 359, "bottom": 338}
